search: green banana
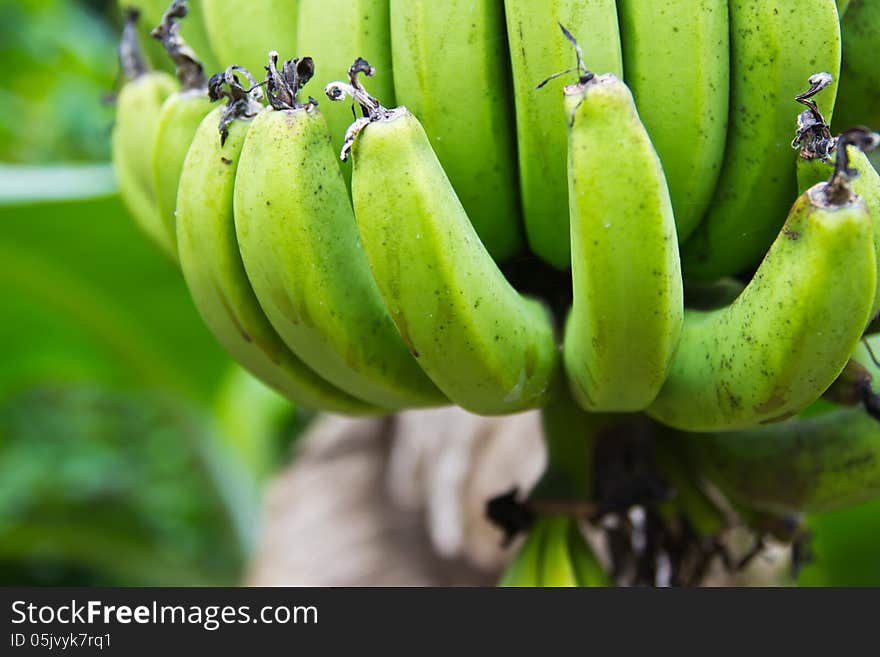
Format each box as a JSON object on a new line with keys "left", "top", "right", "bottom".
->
{"left": 649, "top": 180, "right": 876, "bottom": 431}
{"left": 562, "top": 49, "right": 683, "bottom": 412}
{"left": 113, "top": 8, "right": 180, "bottom": 261}
{"left": 296, "top": 0, "right": 393, "bottom": 186}
{"left": 682, "top": 0, "right": 842, "bottom": 280}
{"left": 176, "top": 71, "right": 376, "bottom": 414}
{"left": 201, "top": 0, "right": 297, "bottom": 78}
{"left": 537, "top": 516, "right": 580, "bottom": 586}
{"left": 833, "top": 0, "right": 880, "bottom": 131}
{"left": 327, "top": 61, "right": 559, "bottom": 415}
{"left": 566, "top": 517, "right": 609, "bottom": 586}
{"left": 498, "top": 521, "right": 544, "bottom": 586}
{"left": 151, "top": 1, "right": 216, "bottom": 254}
{"left": 504, "top": 0, "right": 622, "bottom": 269}
{"left": 389, "top": 0, "right": 523, "bottom": 261}
{"left": 836, "top": 0, "right": 852, "bottom": 17}
{"left": 498, "top": 516, "right": 608, "bottom": 587}
{"left": 673, "top": 405, "right": 880, "bottom": 516}
{"left": 234, "top": 54, "right": 444, "bottom": 410}
{"left": 541, "top": 515, "right": 609, "bottom": 586}
{"left": 796, "top": 127, "right": 880, "bottom": 318}
{"left": 616, "top": 0, "right": 729, "bottom": 242}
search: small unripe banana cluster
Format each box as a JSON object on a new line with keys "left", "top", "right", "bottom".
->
{"left": 112, "top": 0, "right": 880, "bottom": 585}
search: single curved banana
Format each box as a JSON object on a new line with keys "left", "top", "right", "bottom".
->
{"left": 176, "top": 73, "right": 376, "bottom": 414}
{"left": 296, "top": 0, "right": 393, "bottom": 186}
{"left": 389, "top": 0, "right": 523, "bottom": 262}
{"left": 538, "top": 515, "right": 581, "bottom": 587}
{"left": 113, "top": 8, "right": 180, "bottom": 261}
{"left": 150, "top": 1, "right": 216, "bottom": 254}
{"left": 673, "top": 405, "right": 880, "bottom": 515}
{"left": 616, "top": 0, "right": 729, "bottom": 241}
{"left": 565, "top": 518, "right": 609, "bottom": 587}
{"left": 201, "top": 0, "right": 297, "bottom": 79}
{"left": 796, "top": 128, "right": 880, "bottom": 317}
{"left": 234, "top": 54, "right": 444, "bottom": 410}
{"left": 833, "top": 0, "right": 880, "bottom": 131}
{"left": 649, "top": 180, "right": 876, "bottom": 431}
{"left": 504, "top": 0, "right": 622, "bottom": 269}
{"left": 682, "top": 0, "right": 841, "bottom": 280}
{"left": 327, "top": 62, "right": 559, "bottom": 415}
{"left": 562, "top": 58, "right": 683, "bottom": 412}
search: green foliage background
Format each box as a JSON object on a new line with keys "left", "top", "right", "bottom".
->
{"left": 0, "top": 0, "right": 300, "bottom": 586}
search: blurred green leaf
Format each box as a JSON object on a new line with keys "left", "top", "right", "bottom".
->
{"left": 0, "top": 0, "right": 117, "bottom": 163}
{"left": 0, "top": 166, "right": 231, "bottom": 403}
{"left": 799, "top": 498, "right": 880, "bottom": 586}
{"left": 212, "top": 365, "right": 304, "bottom": 483}
{"left": 0, "top": 384, "right": 253, "bottom": 585}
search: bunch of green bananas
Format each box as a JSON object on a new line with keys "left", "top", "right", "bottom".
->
{"left": 111, "top": 0, "right": 880, "bottom": 586}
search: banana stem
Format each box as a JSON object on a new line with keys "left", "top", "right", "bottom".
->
{"left": 151, "top": 0, "right": 206, "bottom": 91}
{"left": 532, "top": 381, "right": 608, "bottom": 503}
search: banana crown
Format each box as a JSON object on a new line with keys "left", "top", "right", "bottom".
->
{"left": 325, "top": 57, "right": 406, "bottom": 161}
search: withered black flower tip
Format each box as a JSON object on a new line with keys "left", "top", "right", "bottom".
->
{"left": 208, "top": 73, "right": 226, "bottom": 102}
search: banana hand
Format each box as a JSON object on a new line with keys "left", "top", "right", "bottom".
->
{"left": 328, "top": 62, "right": 559, "bottom": 415}
{"left": 234, "top": 54, "right": 444, "bottom": 410}
{"left": 176, "top": 73, "right": 377, "bottom": 414}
